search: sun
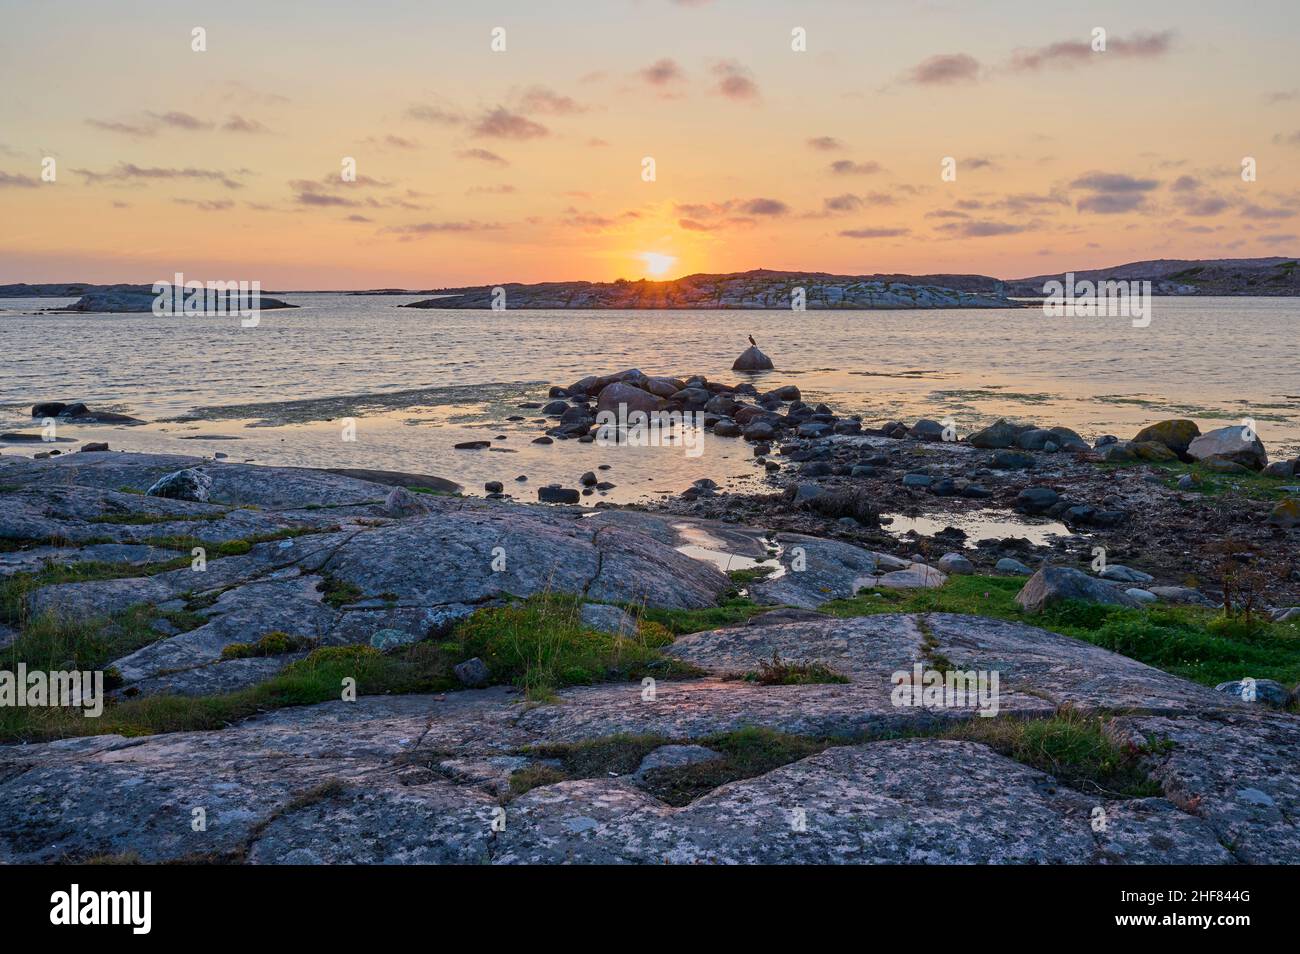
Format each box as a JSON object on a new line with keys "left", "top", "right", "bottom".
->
{"left": 639, "top": 252, "right": 677, "bottom": 277}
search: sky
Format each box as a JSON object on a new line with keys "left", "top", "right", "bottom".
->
{"left": 2, "top": 0, "right": 1299, "bottom": 288}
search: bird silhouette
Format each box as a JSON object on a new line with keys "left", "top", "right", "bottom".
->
{"left": 748, "top": 335, "right": 757, "bottom": 347}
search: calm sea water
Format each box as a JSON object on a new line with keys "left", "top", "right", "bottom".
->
{"left": 2, "top": 294, "right": 1297, "bottom": 502}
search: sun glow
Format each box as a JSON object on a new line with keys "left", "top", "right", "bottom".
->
{"left": 640, "top": 252, "right": 677, "bottom": 277}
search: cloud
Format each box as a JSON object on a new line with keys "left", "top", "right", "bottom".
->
{"left": 1178, "top": 194, "right": 1232, "bottom": 217}
{"left": 839, "top": 227, "right": 910, "bottom": 238}
{"left": 174, "top": 198, "right": 235, "bottom": 211}
{"left": 823, "top": 192, "right": 895, "bottom": 213}
{"left": 472, "top": 108, "right": 549, "bottom": 139}
{"left": 515, "top": 86, "right": 586, "bottom": 115}
{"left": 468, "top": 184, "right": 516, "bottom": 195}
{"left": 0, "top": 170, "right": 39, "bottom": 188}
{"left": 1070, "top": 172, "right": 1160, "bottom": 192}
{"left": 1273, "top": 130, "right": 1300, "bottom": 146}
{"left": 992, "top": 191, "right": 1069, "bottom": 212}
{"left": 1070, "top": 170, "right": 1159, "bottom": 213}
{"left": 456, "top": 148, "right": 508, "bottom": 165}
{"left": 964, "top": 157, "right": 997, "bottom": 170}
{"left": 1008, "top": 31, "right": 1173, "bottom": 71}
{"left": 935, "top": 220, "right": 1027, "bottom": 237}
{"left": 678, "top": 219, "right": 713, "bottom": 231}
{"left": 1264, "top": 90, "right": 1298, "bottom": 104}
{"left": 147, "top": 110, "right": 213, "bottom": 130}
{"left": 295, "top": 191, "right": 359, "bottom": 207}
{"left": 1258, "top": 233, "right": 1298, "bottom": 246}
{"left": 405, "top": 103, "right": 465, "bottom": 125}
{"left": 712, "top": 61, "right": 760, "bottom": 101}
{"left": 738, "top": 197, "right": 788, "bottom": 216}
{"left": 381, "top": 220, "right": 503, "bottom": 237}
{"left": 1170, "top": 175, "right": 1201, "bottom": 192}
{"left": 367, "top": 134, "right": 420, "bottom": 150}
{"left": 1076, "top": 193, "right": 1147, "bottom": 214}
{"left": 85, "top": 118, "right": 156, "bottom": 137}
{"left": 807, "top": 136, "right": 843, "bottom": 151}
{"left": 905, "top": 53, "right": 980, "bottom": 85}
{"left": 346, "top": 214, "right": 373, "bottom": 222}
{"left": 829, "top": 159, "right": 883, "bottom": 176}
{"left": 74, "top": 163, "right": 245, "bottom": 190}
{"left": 640, "top": 58, "right": 685, "bottom": 86}
{"left": 1239, "top": 203, "right": 1296, "bottom": 220}
{"left": 223, "top": 114, "right": 271, "bottom": 134}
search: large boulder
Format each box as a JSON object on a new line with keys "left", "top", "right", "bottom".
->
{"left": 967, "top": 419, "right": 1031, "bottom": 449}
{"left": 1015, "top": 565, "right": 1141, "bottom": 614}
{"left": 732, "top": 345, "right": 774, "bottom": 372}
{"left": 596, "top": 382, "right": 665, "bottom": 416}
{"left": 1132, "top": 420, "right": 1200, "bottom": 457}
{"left": 145, "top": 468, "right": 213, "bottom": 503}
{"left": 1187, "top": 425, "right": 1268, "bottom": 471}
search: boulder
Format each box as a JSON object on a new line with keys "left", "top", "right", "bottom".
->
{"left": 580, "top": 603, "right": 637, "bottom": 636}
{"left": 596, "top": 382, "right": 664, "bottom": 416}
{"left": 995, "top": 558, "right": 1033, "bottom": 576}
{"left": 1267, "top": 498, "right": 1300, "bottom": 528}
{"left": 383, "top": 486, "right": 432, "bottom": 518}
{"left": 732, "top": 345, "right": 774, "bottom": 372}
{"left": 1132, "top": 420, "right": 1200, "bottom": 457}
{"left": 907, "top": 419, "right": 946, "bottom": 442}
{"left": 967, "top": 419, "right": 1031, "bottom": 449}
{"left": 1015, "top": 565, "right": 1140, "bottom": 614}
{"left": 453, "top": 657, "right": 491, "bottom": 688}
{"left": 1013, "top": 486, "right": 1059, "bottom": 514}
{"left": 937, "top": 553, "right": 975, "bottom": 575}
{"left": 1131, "top": 441, "right": 1179, "bottom": 462}
{"left": 145, "top": 468, "right": 212, "bottom": 503}
{"left": 1098, "top": 564, "right": 1154, "bottom": 584}
{"left": 1015, "top": 428, "right": 1056, "bottom": 451}
{"left": 538, "top": 486, "right": 580, "bottom": 504}
{"left": 1214, "top": 679, "right": 1290, "bottom": 708}
{"left": 991, "top": 450, "right": 1036, "bottom": 470}
{"left": 1187, "top": 425, "right": 1268, "bottom": 471}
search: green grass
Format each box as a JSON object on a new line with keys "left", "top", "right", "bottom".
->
{"left": 823, "top": 574, "right": 1300, "bottom": 689}
{"left": 0, "top": 643, "right": 458, "bottom": 743}
{"left": 220, "top": 630, "right": 315, "bottom": 660}
{"left": 727, "top": 565, "right": 778, "bottom": 587}
{"left": 0, "top": 557, "right": 190, "bottom": 625}
{"left": 636, "top": 595, "right": 768, "bottom": 636}
{"left": 742, "top": 650, "right": 849, "bottom": 685}
{"left": 455, "top": 594, "right": 696, "bottom": 700}
{"left": 937, "top": 707, "right": 1166, "bottom": 798}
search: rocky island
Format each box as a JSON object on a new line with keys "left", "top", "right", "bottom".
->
{"left": 404, "top": 269, "right": 1020, "bottom": 309}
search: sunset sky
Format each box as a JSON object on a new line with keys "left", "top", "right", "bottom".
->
{"left": 3, "top": 0, "right": 1299, "bottom": 288}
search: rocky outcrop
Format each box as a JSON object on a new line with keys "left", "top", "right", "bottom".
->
{"left": 403, "top": 270, "right": 1021, "bottom": 310}
{"left": 2, "top": 606, "right": 1291, "bottom": 864}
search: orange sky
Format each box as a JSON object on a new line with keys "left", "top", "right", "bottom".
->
{"left": 2, "top": 0, "right": 1298, "bottom": 287}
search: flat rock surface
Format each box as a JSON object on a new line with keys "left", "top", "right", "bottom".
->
{"left": 2, "top": 453, "right": 1294, "bottom": 864}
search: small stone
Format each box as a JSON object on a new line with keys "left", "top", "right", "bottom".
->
{"left": 145, "top": 468, "right": 212, "bottom": 503}
{"left": 995, "top": 557, "right": 1033, "bottom": 576}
